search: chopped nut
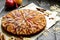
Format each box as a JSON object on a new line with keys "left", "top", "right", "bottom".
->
{"left": 49, "top": 17, "right": 54, "bottom": 20}
{"left": 44, "top": 13, "right": 48, "bottom": 16}
{"left": 36, "top": 8, "right": 46, "bottom": 12}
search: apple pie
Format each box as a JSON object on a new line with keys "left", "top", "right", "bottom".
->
{"left": 1, "top": 9, "right": 46, "bottom": 36}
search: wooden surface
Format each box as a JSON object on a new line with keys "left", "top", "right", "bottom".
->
{"left": 0, "top": 0, "right": 60, "bottom": 40}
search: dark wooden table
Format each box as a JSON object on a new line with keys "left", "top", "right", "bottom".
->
{"left": 0, "top": 0, "right": 60, "bottom": 40}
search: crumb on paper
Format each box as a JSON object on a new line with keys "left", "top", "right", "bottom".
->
{"left": 0, "top": 18, "right": 2, "bottom": 21}
{"left": 55, "top": 28, "right": 60, "bottom": 31}
{"left": 50, "top": 5, "right": 60, "bottom": 12}
{"left": 44, "top": 29, "right": 50, "bottom": 32}
{"left": 56, "top": 13, "right": 60, "bottom": 16}
{"left": 53, "top": 27, "right": 60, "bottom": 31}
{"left": 43, "top": 32, "right": 48, "bottom": 37}
{"left": 0, "top": 18, "right": 1, "bottom": 20}
{"left": 8, "top": 36, "right": 14, "bottom": 40}
{"left": 14, "top": 36, "right": 23, "bottom": 40}
{"left": 55, "top": 8, "right": 60, "bottom": 12}
{"left": 14, "top": 38, "right": 23, "bottom": 40}
{"left": 23, "top": 38, "right": 31, "bottom": 40}
{"left": 50, "top": 6, "right": 57, "bottom": 10}
{"left": 44, "top": 10, "right": 52, "bottom": 17}
{"left": 0, "top": 32, "right": 5, "bottom": 40}
{"left": 9, "top": 38, "right": 13, "bottom": 40}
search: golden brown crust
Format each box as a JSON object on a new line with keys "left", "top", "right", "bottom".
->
{"left": 1, "top": 9, "right": 46, "bottom": 36}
